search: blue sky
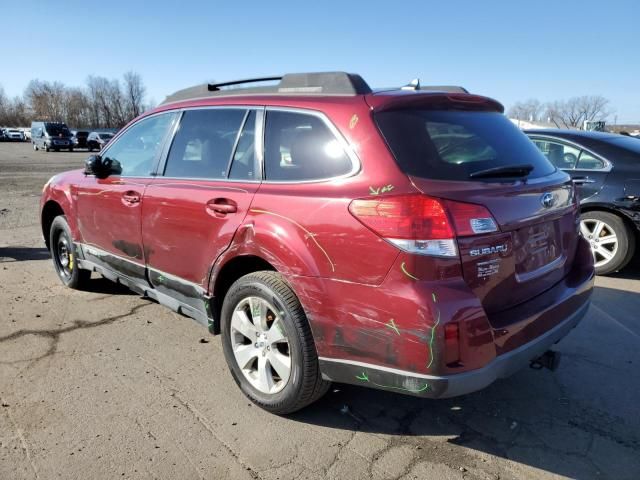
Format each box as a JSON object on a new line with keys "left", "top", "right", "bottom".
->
{"left": 2, "top": 1, "right": 638, "bottom": 122}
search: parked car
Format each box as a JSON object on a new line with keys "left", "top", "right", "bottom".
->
{"left": 87, "top": 131, "right": 114, "bottom": 151}
{"left": 71, "top": 130, "right": 90, "bottom": 149}
{"left": 40, "top": 72, "right": 594, "bottom": 414}
{"left": 31, "top": 121, "right": 74, "bottom": 152}
{"left": 22, "top": 128, "right": 31, "bottom": 141}
{"left": 526, "top": 129, "right": 640, "bottom": 274}
{"left": 4, "top": 128, "right": 25, "bottom": 141}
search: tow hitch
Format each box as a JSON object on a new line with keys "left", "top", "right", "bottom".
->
{"left": 530, "top": 350, "right": 561, "bottom": 371}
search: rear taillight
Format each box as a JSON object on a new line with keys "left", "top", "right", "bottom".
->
{"left": 444, "top": 200, "right": 497, "bottom": 236}
{"left": 349, "top": 194, "right": 498, "bottom": 257}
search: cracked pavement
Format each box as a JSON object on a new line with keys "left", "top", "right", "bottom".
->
{"left": 1, "top": 142, "right": 639, "bottom": 479}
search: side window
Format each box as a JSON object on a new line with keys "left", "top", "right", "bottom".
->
{"left": 102, "top": 113, "right": 176, "bottom": 176}
{"left": 577, "top": 150, "right": 606, "bottom": 170}
{"left": 229, "top": 110, "right": 258, "bottom": 180}
{"left": 264, "top": 110, "right": 352, "bottom": 181}
{"left": 532, "top": 139, "right": 579, "bottom": 169}
{"left": 164, "top": 109, "right": 246, "bottom": 179}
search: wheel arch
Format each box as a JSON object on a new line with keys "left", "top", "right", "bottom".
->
{"left": 41, "top": 200, "right": 65, "bottom": 250}
{"left": 209, "top": 254, "right": 277, "bottom": 334}
{"left": 580, "top": 203, "right": 638, "bottom": 237}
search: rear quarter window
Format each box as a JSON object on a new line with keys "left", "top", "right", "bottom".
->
{"left": 375, "top": 110, "right": 555, "bottom": 181}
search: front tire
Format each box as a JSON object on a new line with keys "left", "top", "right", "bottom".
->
{"left": 220, "top": 271, "right": 329, "bottom": 414}
{"left": 49, "top": 216, "right": 91, "bottom": 289}
{"left": 33, "top": 143, "right": 38, "bottom": 151}
{"left": 580, "top": 211, "right": 635, "bottom": 275}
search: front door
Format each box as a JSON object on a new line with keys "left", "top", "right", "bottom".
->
{"left": 141, "top": 107, "right": 261, "bottom": 310}
{"left": 75, "top": 112, "right": 178, "bottom": 283}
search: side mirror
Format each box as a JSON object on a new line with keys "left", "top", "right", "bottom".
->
{"left": 84, "top": 155, "right": 104, "bottom": 177}
{"left": 85, "top": 155, "right": 122, "bottom": 178}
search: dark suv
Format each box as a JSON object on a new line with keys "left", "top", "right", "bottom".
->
{"left": 40, "top": 72, "right": 594, "bottom": 414}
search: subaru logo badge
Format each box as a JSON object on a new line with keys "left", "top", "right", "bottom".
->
{"left": 541, "top": 192, "right": 555, "bottom": 208}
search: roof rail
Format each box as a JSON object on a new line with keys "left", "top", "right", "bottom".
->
{"left": 207, "top": 76, "right": 282, "bottom": 91}
{"left": 161, "top": 72, "right": 372, "bottom": 105}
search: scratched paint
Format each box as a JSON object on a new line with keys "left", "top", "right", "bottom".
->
{"left": 249, "top": 208, "right": 335, "bottom": 272}
{"left": 369, "top": 184, "right": 395, "bottom": 196}
{"left": 385, "top": 318, "right": 400, "bottom": 336}
{"left": 349, "top": 114, "right": 359, "bottom": 129}
{"left": 400, "top": 261, "right": 419, "bottom": 281}
{"left": 355, "top": 371, "right": 429, "bottom": 393}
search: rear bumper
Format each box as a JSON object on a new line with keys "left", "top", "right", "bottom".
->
{"left": 319, "top": 299, "right": 590, "bottom": 398}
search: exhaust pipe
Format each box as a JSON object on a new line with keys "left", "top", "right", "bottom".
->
{"left": 530, "top": 350, "right": 561, "bottom": 371}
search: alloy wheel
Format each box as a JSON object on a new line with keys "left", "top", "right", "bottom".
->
{"left": 580, "top": 218, "right": 618, "bottom": 268}
{"left": 230, "top": 296, "right": 291, "bottom": 394}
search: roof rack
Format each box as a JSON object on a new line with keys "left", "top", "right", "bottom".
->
{"left": 161, "top": 72, "right": 372, "bottom": 105}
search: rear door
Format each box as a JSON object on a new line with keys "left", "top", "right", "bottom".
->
{"left": 141, "top": 107, "right": 261, "bottom": 308}
{"left": 529, "top": 135, "right": 611, "bottom": 200}
{"left": 376, "top": 109, "right": 579, "bottom": 314}
{"left": 75, "top": 112, "right": 178, "bottom": 283}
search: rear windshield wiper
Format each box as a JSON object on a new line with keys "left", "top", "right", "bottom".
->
{"left": 469, "top": 164, "right": 534, "bottom": 179}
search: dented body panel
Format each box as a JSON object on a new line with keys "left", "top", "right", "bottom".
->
{"left": 40, "top": 85, "right": 595, "bottom": 400}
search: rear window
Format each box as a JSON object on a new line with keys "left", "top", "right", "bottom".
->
{"left": 375, "top": 110, "right": 555, "bottom": 181}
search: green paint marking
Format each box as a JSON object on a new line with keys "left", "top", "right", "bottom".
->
{"left": 373, "top": 382, "right": 429, "bottom": 393}
{"left": 369, "top": 186, "right": 381, "bottom": 195}
{"left": 400, "top": 262, "right": 419, "bottom": 281}
{"left": 380, "top": 184, "right": 395, "bottom": 194}
{"left": 432, "top": 293, "right": 437, "bottom": 303}
{"left": 386, "top": 318, "right": 400, "bottom": 336}
{"left": 356, "top": 372, "right": 369, "bottom": 382}
{"left": 426, "top": 308, "right": 441, "bottom": 370}
{"left": 158, "top": 275, "right": 166, "bottom": 283}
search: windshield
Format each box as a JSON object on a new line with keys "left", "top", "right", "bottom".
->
{"left": 375, "top": 110, "right": 555, "bottom": 181}
{"left": 46, "top": 124, "right": 71, "bottom": 137}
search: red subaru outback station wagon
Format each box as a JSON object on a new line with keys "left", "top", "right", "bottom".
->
{"left": 40, "top": 72, "right": 594, "bottom": 414}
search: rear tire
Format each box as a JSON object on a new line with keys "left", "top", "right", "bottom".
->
{"left": 580, "top": 211, "right": 635, "bottom": 275}
{"left": 33, "top": 143, "right": 38, "bottom": 151}
{"left": 44, "top": 144, "right": 50, "bottom": 152}
{"left": 49, "top": 216, "right": 91, "bottom": 289}
{"left": 220, "top": 271, "right": 329, "bottom": 414}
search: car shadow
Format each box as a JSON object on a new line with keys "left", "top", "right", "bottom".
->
{"left": 609, "top": 255, "right": 640, "bottom": 280}
{"left": 81, "top": 276, "right": 138, "bottom": 295}
{"left": 0, "top": 246, "right": 50, "bottom": 262}
{"left": 287, "top": 285, "right": 640, "bottom": 478}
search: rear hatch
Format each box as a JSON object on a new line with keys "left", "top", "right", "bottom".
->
{"left": 373, "top": 100, "right": 579, "bottom": 315}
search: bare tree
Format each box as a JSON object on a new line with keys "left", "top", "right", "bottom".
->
{"left": 544, "top": 95, "right": 612, "bottom": 128}
{"left": 123, "top": 71, "right": 146, "bottom": 119}
{"left": 508, "top": 99, "right": 543, "bottom": 122}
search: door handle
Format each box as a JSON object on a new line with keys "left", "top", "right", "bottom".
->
{"left": 122, "top": 191, "right": 141, "bottom": 205}
{"left": 206, "top": 198, "right": 237, "bottom": 216}
{"left": 572, "top": 177, "right": 596, "bottom": 185}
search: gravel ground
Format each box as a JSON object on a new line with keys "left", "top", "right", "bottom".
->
{"left": 1, "top": 141, "right": 639, "bottom": 480}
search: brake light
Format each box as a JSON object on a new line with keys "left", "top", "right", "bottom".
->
{"left": 349, "top": 194, "right": 457, "bottom": 257}
{"left": 349, "top": 194, "right": 498, "bottom": 257}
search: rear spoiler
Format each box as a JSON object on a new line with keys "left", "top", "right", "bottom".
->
{"left": 368, "top": 92, "right": 504, "bottom": 114}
